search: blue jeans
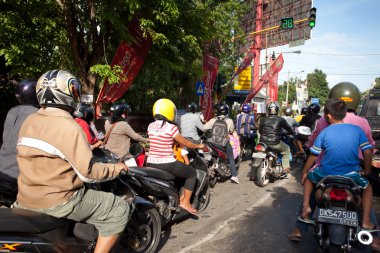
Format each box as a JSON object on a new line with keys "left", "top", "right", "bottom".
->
{"left": 226, "top": 142, "right": 238, "bottom": 177}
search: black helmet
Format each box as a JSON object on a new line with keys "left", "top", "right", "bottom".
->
{"left": 109, "top": 102, "right": 131, "bottom": 122}
{"left": 74, "top": 103, "right": 94, "bottom": 122}
{"left": 284, "top": 107, "right": 292, "bottom": 116}
{"left": 307, "top": 104, "right": 320, "bottom": 114}
{"left": 187, "top": 102, "right": 197, "bottom": 113}
{"left": 15, "top": 79, "right": 38, "bottom": 105}
{"left": 328, "top": 82, "right": 361, "bottom": 111}
{"left": 216, "top": 103, "right": 229, "bottom": 116}
{"left": 36, "top": 70, "right": 81, "bottom": 111}
{"left": 301, "top": 107, "right": 308, "bottom": 115}
{"left": 267, "top": 102, "right": 279, "bottom": 115}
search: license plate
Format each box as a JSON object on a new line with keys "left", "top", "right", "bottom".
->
{"left": 252, "top": 152, "right": 266, "bottom": 159}
{"left": 317, "top": 208, "right": 358, "bottom": 226}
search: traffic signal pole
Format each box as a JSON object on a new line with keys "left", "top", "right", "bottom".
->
{"left": 252, "top": 0, "right": 263, "bottom": 98}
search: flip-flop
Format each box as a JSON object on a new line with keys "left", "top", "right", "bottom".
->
{"left": 288, "top": 234, "right": 302, "bottom": 242}
{"left": 371, "top": 243, "right": 380, "bottom": 252}
{"left": 178, "top": 205, "right": 198, "bottom": 216}
{"left": 361, "top": 225, "right": 380, "bottom": 232}
{"left": 297, "top": 216, "right": 316, "bottom": 225}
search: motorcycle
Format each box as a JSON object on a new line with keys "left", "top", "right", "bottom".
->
{"left": 300, "top": 175, "right": 379, "bottom": 253}
{"left": 0, "top": 150, "right": 162, "bottom": 253}
{"left": 126, "top": 143, "right": 210, "bottom": 227}
{"left": 250, "top": 142, "right": 287, "bottom": 187}
{"left": 200, "top": 130, "right": 241, "bottom": 187}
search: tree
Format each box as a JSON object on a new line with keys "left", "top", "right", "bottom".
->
{"left": 1, "top": 0, "right": 245, "bottom": 104}
{"left": 373, "top": 77, "right": 380, "bottom": 89}
{"left": 307, "top": 69, "right": 329, "bottom": 106}
{"left": 278, "top": 77, "right": 300, "bottom": 106}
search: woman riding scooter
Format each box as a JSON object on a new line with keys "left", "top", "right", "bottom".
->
{"left": 146, "top": 98, "right": 204, "bottom": 215}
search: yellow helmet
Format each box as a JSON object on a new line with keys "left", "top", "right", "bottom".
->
{"left": 153, "top": 98, "right": 176, "bottom": 122}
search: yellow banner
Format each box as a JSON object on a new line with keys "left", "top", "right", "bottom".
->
{"left": 233, "top": 66, "right": 251, "bottom": 92}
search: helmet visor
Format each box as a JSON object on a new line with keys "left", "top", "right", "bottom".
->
{"left": 68, "top": 78, "right": 81, "bottom": 102}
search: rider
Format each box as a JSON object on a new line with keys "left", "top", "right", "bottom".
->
{"left": 258, "top": 102, "right": 296, "bottom": 174}
{"left": 300, "top": 98, "right": 374, "bottom": 231}
{"left": 203, "top": 102, "right": 240, "bottom": 184}
{"left": 74, "top": 103, "right": 103, "bottom": 150}
{"left": 295, "top": 104, "right": 321, "bottom": 155}
{"left": 180, "top": 102, "right": 205, "bottom": 143}
{"left": 14, "top": 70, "right": 129, "bottom": 253}
{"left": 104, "top": 102, "right": 148, "bottom": 159}
{"left": 236, "top": 104, "right": 256, "bottom": 139}
{"left": 0, "top": 79, "right": 39, "bottom": 186}
{"left": 294, "top": 107, "right": 307, "bottom": 123}
{"left": 289, "top": 82, "right": 376, "bottom": 244}
{"left": 146, "top": 98, "right": 204, "bottom": 215}
{"left": 282, "top": 107, "right": 298, "bottom": 128}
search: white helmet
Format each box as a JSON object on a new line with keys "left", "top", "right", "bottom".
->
{"left": 297, "top": 126, "right": 312, "bottom": 136}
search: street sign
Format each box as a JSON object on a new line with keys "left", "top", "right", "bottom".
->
{"left": 196, "top": 81, "right": 205, "bottom": 96}
{"left": 311, "top": 98, "right": 319, "bottom": 105}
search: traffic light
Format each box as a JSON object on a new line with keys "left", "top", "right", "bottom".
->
{"left": 309, "top": 7, "right": 317, "bottom": 28}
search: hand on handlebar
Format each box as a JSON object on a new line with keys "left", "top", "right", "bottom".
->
{"left": 197, "top": 143, "right": 205, "bottom": 149}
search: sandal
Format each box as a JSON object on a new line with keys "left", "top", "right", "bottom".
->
{"left": 361, "top": 225, "right": 380, "bottom": 231}
{"left": 297, "top": 216, "right": 316, "bottom": 225}
{"left": 288, "top": 234, "right": 302, "bottom": 242}
{"left": 178, "top": 204, "right": 198, "bottom": 216}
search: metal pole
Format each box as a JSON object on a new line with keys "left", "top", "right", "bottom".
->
{"left": 286, "top": 70, "right": 290, "bottom": 106}
{"left": 252, "top": 0, "right": 263, "bottom": 103}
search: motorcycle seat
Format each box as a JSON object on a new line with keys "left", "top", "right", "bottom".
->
{"left": 316, "top": 175, "right": 359, "bottom": 189}
{"left": 0, "top": 208, "right": 67, "bottom": 233}
{"left": 133, "top": 166, "right": 176, "bottom": 181}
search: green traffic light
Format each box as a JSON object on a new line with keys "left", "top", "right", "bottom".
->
{"left": 309, "top": 20, "right": 315, "bottom": 28}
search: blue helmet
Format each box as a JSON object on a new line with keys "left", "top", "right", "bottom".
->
{"left": 242, "top": 104, "right": 251, "bottom": 113}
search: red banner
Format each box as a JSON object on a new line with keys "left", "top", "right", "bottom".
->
{"left": 268, "top": 57, "right": 279, "bottom": 101}
{"left": 96, "top": 18, "right": 152, "bottom": 113}
{"left": 200, "top": 54, "right": 219, "bottom": 121}
{"left": 244, "top": 53, "right": 284, "bottom": 104}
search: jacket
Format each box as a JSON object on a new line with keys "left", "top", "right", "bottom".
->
{"left": 259, "top": 115, "right": 295, "bottom": 145}
{"left": 16, "top": 108, "right": 125, "bottom": 209}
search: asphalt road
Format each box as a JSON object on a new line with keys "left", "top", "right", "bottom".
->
{"left": 156, "top": 159, "right": 376, "bottom": 253}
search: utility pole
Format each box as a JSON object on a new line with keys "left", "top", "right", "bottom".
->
{"left": 285, "top": 70, "right": 290, "bottom": 106}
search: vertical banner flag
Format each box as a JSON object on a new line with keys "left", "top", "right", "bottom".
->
{"left": 96, "top": 18, "right": 152, "bottom": 116}
{"left": 268, "top": 57, "right": 279, "bottom": 101}
{"left": 200, "top": 54, "right": 219, "bottom": 121}
{"left": 244, "top": 53, "right": 284, "bottom": 104}
{"left": 219, "top": 48, "right": 255, "bottom": 103}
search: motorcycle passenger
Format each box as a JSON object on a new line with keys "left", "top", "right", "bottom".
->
{"left": 258, "top": 102, "right": 296, "bottom": 174}
{"left": 282, "top": 107, "right": 298, "bottom": 128}
{"left": 14, "top": 70, "right": 129, "bottom": 253}
{"left": 146, "top": 98, "right": 204, "bottom": 215}
{"left": 104, "top": 102, "right": 148, "bottom": 159}
{"left": 74, "top": 103, "right": 103, "bottom": 150}
{"left": 236, "top": 104, "right": 256, "bottom": 139}
{"left": 294, "top": 107, "right": 307, "bottom": 123}
{"left": 300, "top": 98, "right": 375, "bottom": 231}
{"left": 0, "top": 79, "right": 39, "bottom": 186}
{"left": 203, "top": 102, "right": 240, "bottom": 184}
{"left": 289, "top": 82, "right": 376, "bottom": 244}
{"left": 180, "top": 102, "right": 205, "bottom": 143}
{"left": 295, "top": 104, "right": 321, "bottom": 156}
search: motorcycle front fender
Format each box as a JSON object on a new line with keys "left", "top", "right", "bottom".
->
{"left": 252, "top": 158, "right": 264, "bottom": 168}
{"left": 134, "top": 196, "right": 155, "bottom": 211}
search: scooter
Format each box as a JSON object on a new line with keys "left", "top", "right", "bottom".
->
{"left": 126, "top": 144, "right": 210, "bottom": 227}
{"left": 300, "top": 175, "right": 380, "bottom": 252}
{"left": 0, "top": 167, "right": 161, "bottom": 253}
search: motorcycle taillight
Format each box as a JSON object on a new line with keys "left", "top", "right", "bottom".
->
{"left": 255, "top": 145, "right": 266, "bottom": 152}
{"left": 330, "top": 188, "right": 348, "bottom": 201}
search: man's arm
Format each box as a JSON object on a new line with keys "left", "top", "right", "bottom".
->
{"left": 124, "top": 122, "right": 147, "bottom": 143}
{"left": 362, "top": 149, "right": 372, "bottom": 176}
{"left": 195, "top": 116, "right": 206, "bottom": 132}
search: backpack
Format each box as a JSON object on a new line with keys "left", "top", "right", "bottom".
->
{"left": 209, "top": 118, "right": 229, "bottom": 147}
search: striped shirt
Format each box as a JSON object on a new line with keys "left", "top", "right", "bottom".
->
{"left": 147, "top": 120, "right": 179, "bottom": 164}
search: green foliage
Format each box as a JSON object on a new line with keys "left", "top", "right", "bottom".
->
{"left": 307, "top": 69, "right": 330, "bottom": 105}
{"left": 90, "top": 65, "right": 123, "bottom": 85}
{"left": 373, "top": 77, "right": 380, "bottom": 89}
{"left": 278, "top": 77, "right": 299, "bottom": 105}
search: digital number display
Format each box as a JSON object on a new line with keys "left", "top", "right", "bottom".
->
{"left": 281, "top": 18, "right": 294, "bottom": 29}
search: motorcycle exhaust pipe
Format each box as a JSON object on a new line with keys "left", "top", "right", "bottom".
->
{"left": 358, "top": 230, "right": 373, "bottom": 245}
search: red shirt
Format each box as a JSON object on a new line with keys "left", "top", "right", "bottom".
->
{"left": 75, "top": 118, "right": 98, "bottom": 145}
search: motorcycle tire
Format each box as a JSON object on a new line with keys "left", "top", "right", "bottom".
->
{"left": 256, "top": 158, "right": 270, "bottom": 187}
{"left": 209, "top": 175, "right": 218, "bottom": 188}
{"left": 123, "top": 208, "right": 161, "bottom": 253}
{"left": 197, "top": 186, "right": 211, "bottom": 213}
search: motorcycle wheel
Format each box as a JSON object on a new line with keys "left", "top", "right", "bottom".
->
{"left": 209, "top": 175, "right": 218, "bottom": 188}
{"left": 123, "top": 208, "right": 161, "bottom": 253}
{"left": 256, "top": 158, "right": 270, "bottom": 187}
{"left": 197, "top": 187, "right": 211, "bottom": 213}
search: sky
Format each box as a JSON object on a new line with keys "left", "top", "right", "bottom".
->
{"left": 267, "top": 0, "right": 380, "bottom": 92}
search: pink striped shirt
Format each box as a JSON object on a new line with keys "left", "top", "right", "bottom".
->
{"left": 147, "top": 120, "right": 179, "bottom": 164}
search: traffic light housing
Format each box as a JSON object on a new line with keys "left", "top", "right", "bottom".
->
{"left": 309, "top": 7, "right": 317, "bottom": 28}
